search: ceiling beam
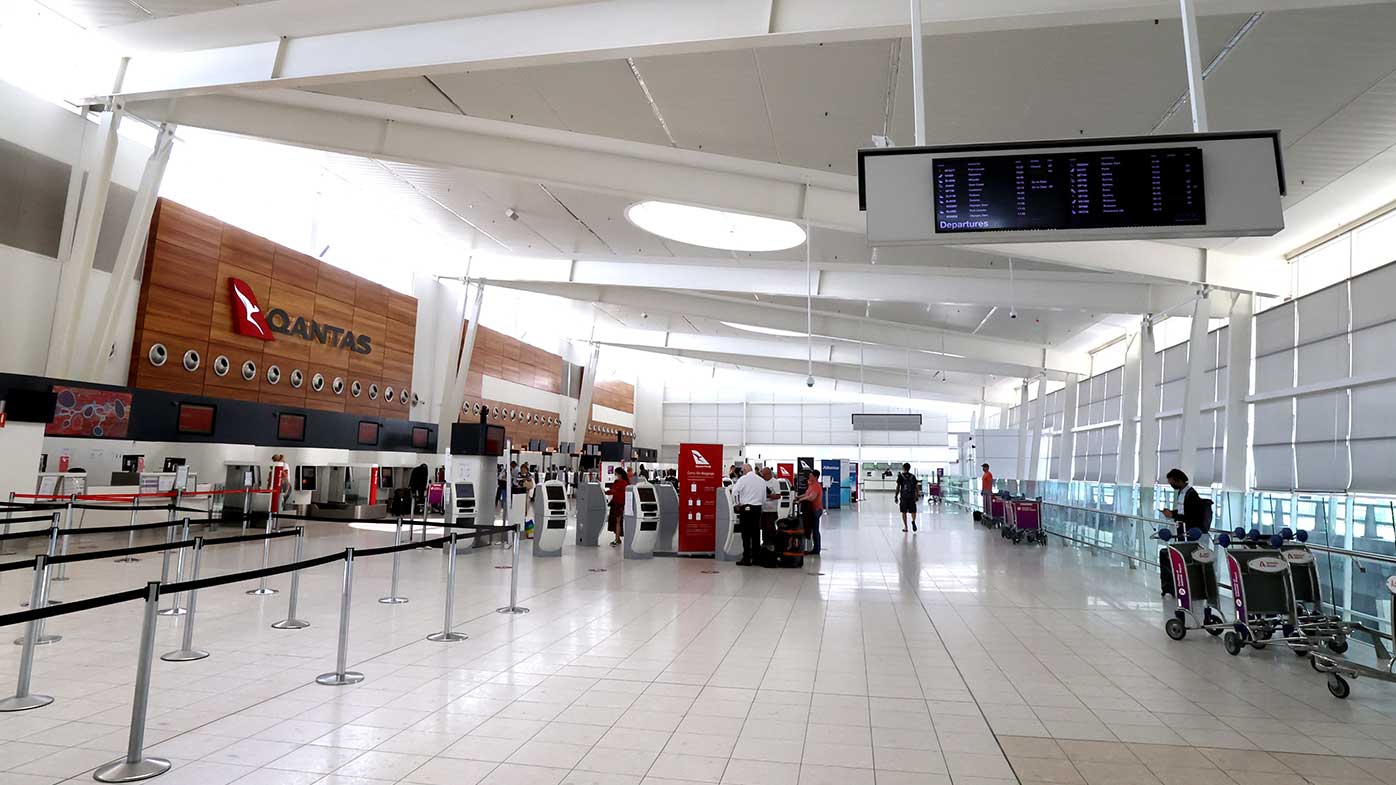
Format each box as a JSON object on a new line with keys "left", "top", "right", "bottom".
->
{"left": 123, "top": 89, "right": 862, "bottom": 233}
{"left": 104, "top": 0, "right": 1379, "bottom": 101}
{"left": 980, "top": 242, "right": 1289, "bottom": 297}
{"left": 602, "top": 344, "right": 1011, "bottom": 404}
{"left": 486, "top": 279, "right": 1091, "bottom": 376}
{"left": 466, "top": 254, "right": 1198, "bottom": 311}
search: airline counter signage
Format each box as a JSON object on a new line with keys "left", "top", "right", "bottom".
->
{"left": 228, "top": 277, "right": 374, "bottom": 354}
{"left": 678, "top": 443, "right": 723, "bottom": 554}
{"left": 776, "top": 463, "right": 794, "bottom": 482}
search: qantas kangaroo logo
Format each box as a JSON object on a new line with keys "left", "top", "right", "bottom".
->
{"left": 229, "top": 278, "right": 273, "bottom": 341}
{"left": 690, "top": 449, "right": 711, "bottom": 467}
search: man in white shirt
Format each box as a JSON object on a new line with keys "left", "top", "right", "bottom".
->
{"left": 731, "top": 464, "right": 767, "bottom": 566}
{"left": 759, "top": 466, "right": 783, "bottom": 552}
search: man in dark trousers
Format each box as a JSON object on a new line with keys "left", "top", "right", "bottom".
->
{"left": 1158, "top": 467, "right": 1213, "bottom": 597}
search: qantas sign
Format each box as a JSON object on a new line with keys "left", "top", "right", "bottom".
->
{"left": 227, "top": 277, "right": 373, "bottom": 355}
{"left": 689, "top": 449, "right": 711, "bottom": 467}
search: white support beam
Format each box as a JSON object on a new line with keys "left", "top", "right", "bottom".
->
{"left": 1055, "top": 374, "right": 1078, "bottom": 481}
{"left": 488, "top": 279, "right": 1090, "bottom": 377}
{"left": 47, "top": 108, "right": 123, "bottom": 380}
{"left": 981, "top": 241, "right": 1289, "bottom": 298}
{"left": 1116, "top": 330, "right": 1142, "bottom": 485}
{"left": 601, "top": 344, "right": 1004, "bottom": 404}
{"left": 439, "top": 279, "right": 485, "bottom": 439}
{"left": 84, "top": 123, "right": 177, "bottom": 381}
{"left": 1137, "top": 317, "right": 1161, "bottom": 489}
{"left": 125, "top": 89, "right": 861, "bottom": 232}
{"left": 105, "top": 0, "right": 1381, "bottom": 102}
{"left": 1027, "top": 383, "right": 1045, "bottom": 487}
{"left": 1222, "top": 292, "right": 1253, "bottom": 491}
{"left": 1015, "top": 382, "right": 1030, "bottom": 482}
{"left": 1176, "top": 289, "right": 1213, "bottom": 474}
{"left": 467, "top": 255, "right": 1189, "bottom": 312}
{"left": 571, "top": 343, "right": 602, "bottom": 447}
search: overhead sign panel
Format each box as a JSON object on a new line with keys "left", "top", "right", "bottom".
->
{"left": 851, "top": 413, "right": 923, "bottom": 431}
{"left": 859, "top": 132, "right": 1283, "bottom": 245}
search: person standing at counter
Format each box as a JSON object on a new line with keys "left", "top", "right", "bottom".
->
{"left": 269, "top": 454, "right": 291, "bottom": 513}
{"left": 607, "top": 467, "right": 629, "bottom": 547}
{"left": 731, "top": 464, "right": 766, "bottom": 567}
{"left": 799, "top": 468, "right": 824, "bottom": 556}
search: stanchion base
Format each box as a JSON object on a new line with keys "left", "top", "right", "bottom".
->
{"left": 496, "top": 606, "right": 530, "bottom": 615}
{"left": 160, "top": 648, "right": 209, "bottom": 662}
{"left": 271, "top": 618, "right": 310, "bottom": 630}
{"left": 15, "top": 634, "right": 61, "bottom": 646}
{"left": 427, "top": 631, "right": 468, "bottom": 642}
{"left": 316, "top": 671, "right": 365, "bottom": 686}
{"left": 93, "top": 756, "right": 172, "bottom": 783}
{"left": 156, "top": 607, "right": 187, "bottom": 617}
{"left": 0, "top": 693, "right": 54, "bottom": 712}
{"left": 246, "top": 587, "right": 279, "bottom": 596}
{"left": 378, "top": 597, "right": 409, "bottom": 605}
{"left": 114, "top": 557, "right": 141, "bottom": 563}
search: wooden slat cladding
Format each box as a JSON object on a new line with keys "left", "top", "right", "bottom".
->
{"left": 129, "top": 199, "right": 417, "bottom": 410}
{"left": 593, "top": 380, "right": 636, "bottom": 414}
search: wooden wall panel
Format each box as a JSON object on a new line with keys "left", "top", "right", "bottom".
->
{"left": 593, "top": 380, "right": 635, "bottom": 414}
{"left": 130, "top": 199, "right": 418, "bottom": 411}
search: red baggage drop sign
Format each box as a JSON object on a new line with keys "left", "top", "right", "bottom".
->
{"left": 678, "top": 443, "right": 723, "bottom": 554}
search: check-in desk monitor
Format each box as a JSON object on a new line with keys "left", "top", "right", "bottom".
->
{"left": 576, "top": 481, "right": 606, "bottom": 546}
{"left": 714, "top": 486, "right": 742, "bottom": 561}
{"left": 623, "top": 483, "right": 659, "bottom": 559}
{"left": 533, "top": 480, "right": 568, "bottom": 557}
{"left": 776, "top": 478, "right": 793, "bottom": 519}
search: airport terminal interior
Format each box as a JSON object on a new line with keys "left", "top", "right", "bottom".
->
{"left": 4, "top": 1, "right": 1396, "bottom": 783}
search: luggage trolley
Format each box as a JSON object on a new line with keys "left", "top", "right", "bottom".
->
{"left": 988, "top": 494, "right": 1007, "bottom": 529}
{"left": 1001, "top": 499, "right": 1046, "bottom": 544}
{"left": 1276, "top": 528, "right": 1352, "bottom": 655}
{"left": 1309, "top": 575, "right": 1396, "bottom": 700}
{"left": 1158, "top": 528, "right": 1227, "bottom": 641}
{"left": 1219, "top": 531, "right": 1308, "bottom": 657}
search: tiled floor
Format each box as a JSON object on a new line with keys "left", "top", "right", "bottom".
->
{"left": 2, "top": 495, "right": 1396, "bottom": 784}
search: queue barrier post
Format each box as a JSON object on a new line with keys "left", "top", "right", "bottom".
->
{"left": 1, "top": 492, "right": 15, "bottom": 555}
{"left": 156, "top": 503, "right": 178, "bottom": 604}
{"left": 52, "top": 496, "right": 75, "bottom": 582}
{"left": 206, "top": 493, "right": 217, "bottom": 531}
{"left": 271, "top": 528, "right": 310, "bottom": 630}
{"left": 161, "top": 538, "right": 208, "bottom": 662}
{"left": 116, "top": 504, "right": 141, "bottom": 563}
{"left": 16, "top": 527, "right": 63, "bottom": 646}
{"left": 159, "top": 519, "right": 191, "bottom": 616}
{"left": 378, "top": 518, "right": 408, "bottom": 605}
{"left": 240, "top": 485, "right": 251, "bottom": 534}
{"left": 247, "top": 511, "right": 278, "bottom": 597}
{"left": 428, "top": 534, "right": 467, "bottom": 642}
{"left": 496, "top": 524, "right": 529, "bottom": 615}
{"left": 316, "top": 549, "right": 364, "bottom": 686}
{"left": 0, "top": 555, "right": 56, "bottom": 712}
{"left": 93, "top": 582, "right": 172, "bottom": 783}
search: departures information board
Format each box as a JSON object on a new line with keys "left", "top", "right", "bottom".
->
{"left": 932, "top": 146, "right": 1205, "bottom": 234}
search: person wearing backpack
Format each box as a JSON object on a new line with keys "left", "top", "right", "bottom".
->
{"left": 895, "top": 463, "right": 920, "bottom": 533}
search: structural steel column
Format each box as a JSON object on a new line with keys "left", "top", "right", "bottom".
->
{"left": 438, "top": 280, "right": 484, "bottom": 438}
{"left": 1138, "top": 317, "right": 1161, "bottom": 496}
{"left": 1117, "top": 330, "right": 1143, "bottom": 486}
{"left": 47, "top": 108, "right": 124, "bottom": 379}
{"left": 1056, "top": 374, "right": 1079, "bottom": 481}
{"left": 84, "top": 123, "right": 177, "bottom": 380}
{"left": 1027, "top": 382, "right": 1044, "bottom": 490}
{"left": 572, "top": 344, "right": 602, "bottom": 448}
{"left": 1178, "top": 0, "right": 1211, "bottom": 133}
{"left": 1015, "top": 382, "right": 1029, "bottom": 484}
{"left": 1177, "top": 290, "right": 1213, "bottom": 475}
{"left": 1222, "top": 293, "right": 1254, "bottom": 490}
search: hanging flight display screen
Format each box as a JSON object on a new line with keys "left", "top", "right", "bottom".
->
{"left": 932, "top": 146, "right": 1205, "bottom": 233}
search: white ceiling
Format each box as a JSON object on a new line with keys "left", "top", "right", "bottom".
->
{"left": 83, "top": 1, "right": 1396, "bottom": 402}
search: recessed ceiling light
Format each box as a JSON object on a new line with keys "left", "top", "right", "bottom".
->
{"left": 625, "top": 201, "right": 806, "bottom": 252}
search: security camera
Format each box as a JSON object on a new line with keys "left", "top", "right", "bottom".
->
{"left": 1009, "top": 309, "right": 1018, "bottom": 319}
{"left": 805, "top": 375, "right": 815, "bottom": 388}
{"left": 505, "top": 208, "right": 520, "bottom": 221}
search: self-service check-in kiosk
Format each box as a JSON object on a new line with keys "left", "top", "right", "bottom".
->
{"left": 533, "top": 480, "right": 568, "bottom": 557}
{"left": 452, "top": 481, "right": 490, "bottom": 549}
{"left": 576, "top": 481, "right": 606, "bottom": 547}
{"left": 655, "top": 483, "right": 679, "bottom": 554}
{"left": 623, "top": 482, "right": 660, "bottom": 559}
{"left": 775, "top": 478, "right": 794, "bottom": 519}
{"left": 714, "top": 485, "right": 742, "bottom": 561}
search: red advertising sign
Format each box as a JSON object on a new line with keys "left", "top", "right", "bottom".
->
{"left": 678, "top": 443, "right": 723, "bottom": 554}
{"left": 369, "top": 465, "right": 380, "bottom": 505}
{"left": 776, "top": 463, "right": 795, "bottom": 482}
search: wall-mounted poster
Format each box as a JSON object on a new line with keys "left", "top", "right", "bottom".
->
{"left": 45, "top": 386, "right": 132, "bottom": 438}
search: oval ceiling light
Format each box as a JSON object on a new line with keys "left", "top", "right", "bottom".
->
{"left": 625, "top": 200, "right": 806, "bottom": 252}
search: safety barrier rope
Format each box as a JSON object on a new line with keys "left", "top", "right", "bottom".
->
{"left": 160, "top": 551, "right": 348, "bottom": 597}
{"left": 0, "top": 585, "right": 149, "bottom": 629}
{"left": 0, "top": 515, "right": 63, "bottom": 528}
{"left": 49, "top": 539, "right": 198, "bottom": 567}
{"left": 0, "top": 556, "right": 39, "bottom": 574}
{"left": 57, "top": 519, "right": 178, "bottom": 537}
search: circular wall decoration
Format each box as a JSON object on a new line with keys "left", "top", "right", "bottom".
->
{"left": 350, "top": 380, "right": 362, "bottom": 398}
{"left": 311, "top": 373, "right": 325, "bottom": 392}
{"left": 368, "top": 383, "right": 379, "bottom": 400}
{"left": 212, "top": 355, "right": 230, "bottom": 377}
{"left": 266, "top": 365, "right": 282, "bottom": 385}
{"left": 413, "top": 393, "right": 423, "bottom": 407}
{"left": 148, "top": 343, "right": 168, "bottom": 367}
{"left": 290, "top": 369, "right": 304, "bottom": 388}
{"left": 332, "top": 377, "right": 345, "bottom": 395}
{"left": 241, "top": 360, "right": 257, "bottom": 381}
{"left": 384, "top": 385, "right": 395, "bottom": 402}
{"left": 399, "top": 389, "right": 409, "bottom": 404}
{"left": 181, "top": 349, "right": 201, "bottom": 373}
{"left": 471, "top": 403, "right": 480, "bottom": 414}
